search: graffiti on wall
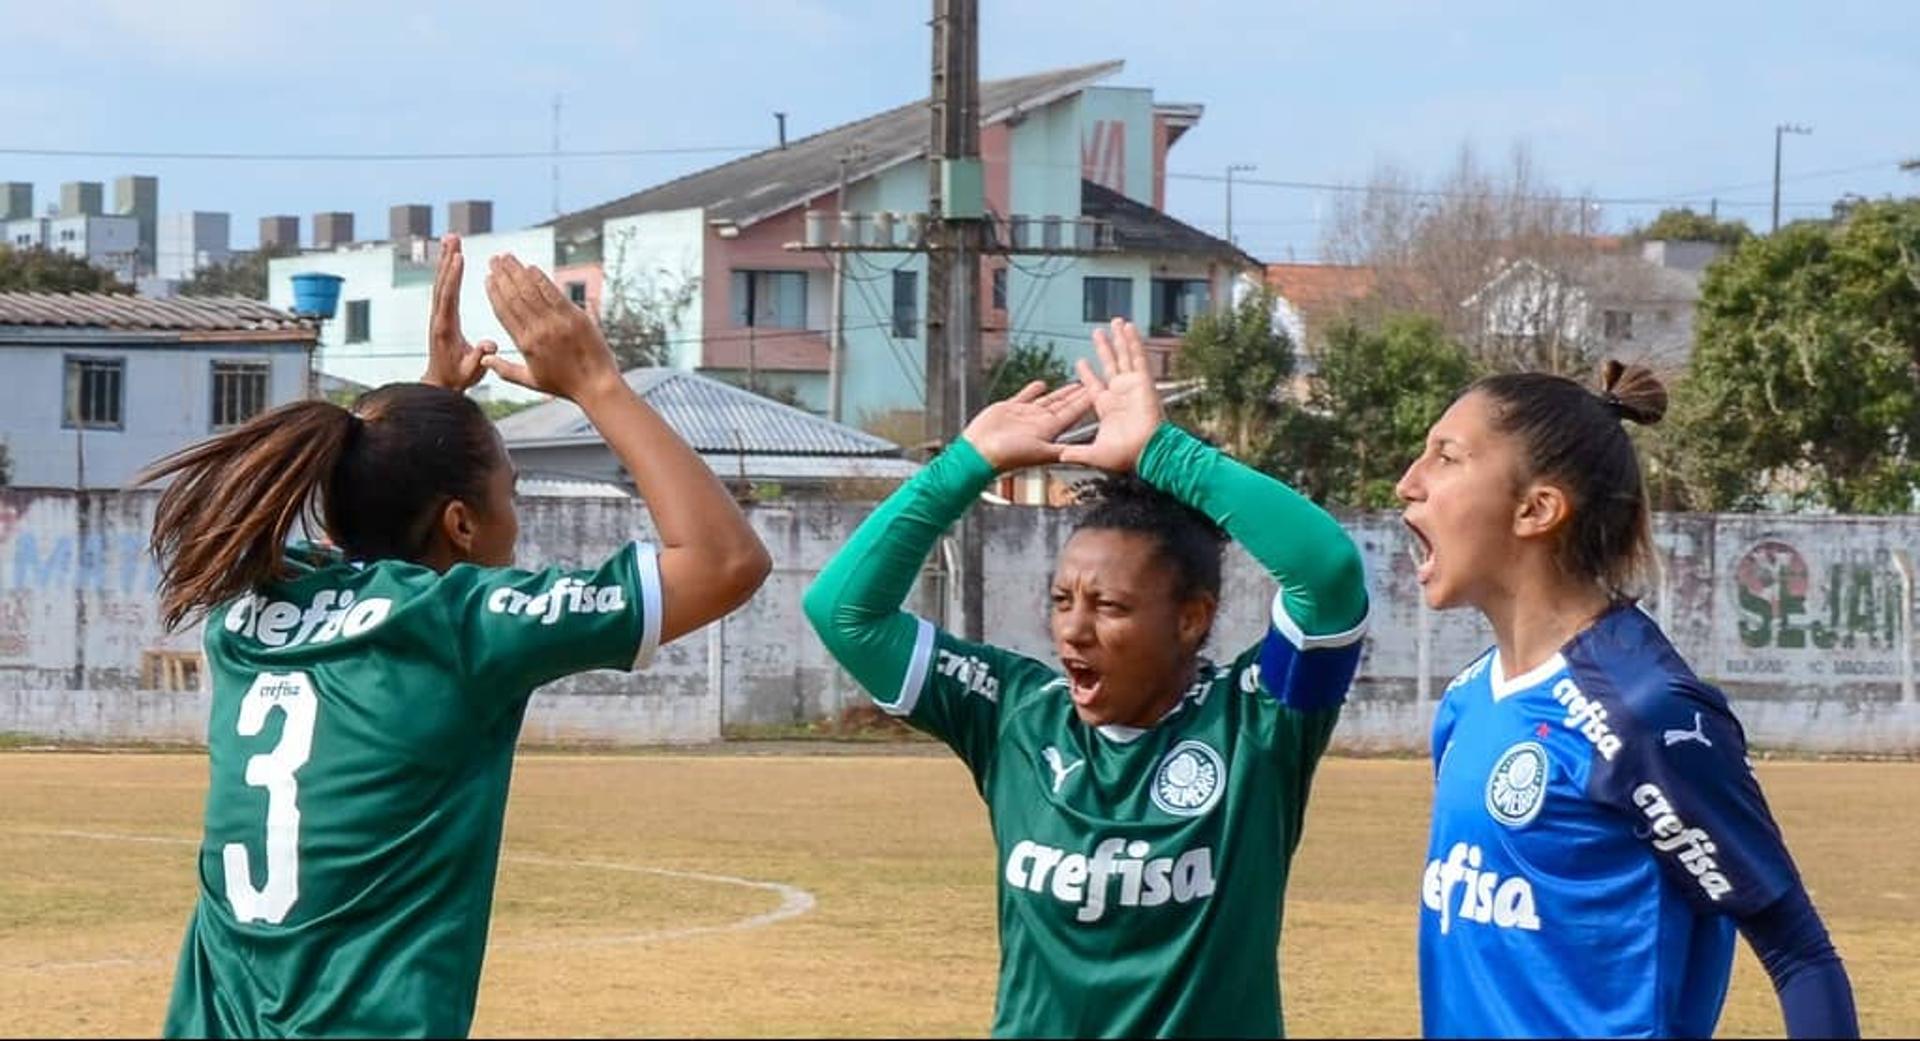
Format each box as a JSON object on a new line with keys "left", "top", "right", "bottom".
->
{"left": 1722, "top": 539, "right": 1913, "bottom": 682}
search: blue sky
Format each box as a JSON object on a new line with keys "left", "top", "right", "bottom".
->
{"left": 4, "top": 0, "right": 1915, "bottom": 261}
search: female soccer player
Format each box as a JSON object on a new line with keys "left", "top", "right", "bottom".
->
{"left": 804, "top": 320, "right": 1370, "bottom": 1038}
{"left": 1399, "top": 362, "right": 1858, "bottom": 1038}
{"left": 151, "top": 238, "right": 770, "bottom": 1038}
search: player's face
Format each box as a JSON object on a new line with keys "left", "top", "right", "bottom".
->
{"left": 1050, "top": 528, "right": 1212, "bottom": 728}
{"left": 1395, "top": 391, "right": 1528, "bottom": 610}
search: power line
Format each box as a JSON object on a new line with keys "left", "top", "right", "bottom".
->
{"left": 0, "top": 144, "right": 758, "bottom": 162}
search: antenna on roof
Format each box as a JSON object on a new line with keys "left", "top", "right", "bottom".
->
{"left": 774, "top": 112, "right": 788, "bottom": 150}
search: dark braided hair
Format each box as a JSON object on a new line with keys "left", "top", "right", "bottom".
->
{"left": 1073, "top": 473, "right": 1227, "bottom": 609}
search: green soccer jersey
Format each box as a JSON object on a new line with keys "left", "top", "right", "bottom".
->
{"left": 164, "top": 540, "right": 662, "bottom": 1039}
{"left": 804, "top": 425, "right": 1370, "bottom": 1038}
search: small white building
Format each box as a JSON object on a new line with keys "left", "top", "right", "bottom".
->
{"left": 0, "top": 293, "right": 316, "bottom": 488}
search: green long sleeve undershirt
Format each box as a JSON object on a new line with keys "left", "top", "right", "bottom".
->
{"left": 802, "top": 422, "right": 1368, "bottom": 700}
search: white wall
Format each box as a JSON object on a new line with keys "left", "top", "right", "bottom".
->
{"left": 0, "top": 341, "right": 309, "bottom": 488}
{"left": 601, "top": 209, "right": 705, "bottom": 370}
{"left": 268, "top": 226, "right": 556, "bottom": 396}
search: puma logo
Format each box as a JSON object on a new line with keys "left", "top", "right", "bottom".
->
{"left": 1663, "top": 713, "right": 1713, "bottom": 749}
{"left": 1042, "top": 746, "right": 1084, "bottom": 794}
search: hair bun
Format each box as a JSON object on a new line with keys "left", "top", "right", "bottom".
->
{"left": 1597, "top": 359, "right": 1668, "bottom": 426}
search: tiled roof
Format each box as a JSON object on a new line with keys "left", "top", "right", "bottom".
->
{"left": 1080, "top": 181, "right": 1257, "bottom": 266}
{"left": 550, "top": 61, "right": 1125, "bottom": 235}
{"left": 1264, "top": 264, "right": 1378, "bottom": 315}
{"left": 495, "top": 367, "right": 905, "bottom": 457}
{"left": 0, "top": 292, "right": 317, "bottom": 338}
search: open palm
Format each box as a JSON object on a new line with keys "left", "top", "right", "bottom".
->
{"left": 423, "top": 234, "right": 498, "bottom": 392}
{"left": 1059, "top": 318, "right": 1163, "bottom": 473}
{"left": 962, "top": 380, "right": 1091, "bottom": 473}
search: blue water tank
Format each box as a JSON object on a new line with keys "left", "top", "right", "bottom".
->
{"left": 289, "top": 272, "right": 345, "bottom": 319}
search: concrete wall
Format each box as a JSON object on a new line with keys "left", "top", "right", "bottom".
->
{"left": 0, "top": 340, "right": 310, "bottom": 488}
{"left": 1, "top": 487, "right": 1915, "bottom": 753}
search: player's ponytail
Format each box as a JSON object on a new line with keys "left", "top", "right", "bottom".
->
{"left": 142, "top": 382, "right": 502, "bottom": 631}
{"left": 142, "top": 400, "right": 357, "bottom": 631}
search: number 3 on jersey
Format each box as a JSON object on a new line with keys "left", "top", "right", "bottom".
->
{"left": 223, "top": 671, "right": 317, "bottom": 925}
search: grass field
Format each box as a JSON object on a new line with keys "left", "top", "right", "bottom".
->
{"left": 1, "top": 749, "right": 1915, "bottom": 1037}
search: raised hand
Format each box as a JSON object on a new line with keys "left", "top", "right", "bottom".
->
{"left": 1058, "top": 318, "right": 1163, "bottom": 473}
{"left": 961, "top": 379, "right": 1091, "bottom": 473}
{"left": 479, "top": 253, "right": 623, "bottom": 404}
{"left": 422, "top": 234, "right": 498, "bottom": 391}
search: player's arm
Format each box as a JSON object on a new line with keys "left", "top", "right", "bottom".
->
{"left": 481, "top": 254, "right": 770, "bottom": 646}
{"left": 803, "top": 381, "right": 1086, "bottom": 778}
{"left": 1592, "top": 689, "right": 1858, "bottom": 1039}
{"left": 449, "top": 543, "right": 664, "bottom": 705}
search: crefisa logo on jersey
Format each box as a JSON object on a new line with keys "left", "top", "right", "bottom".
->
{"left": 1485, "top": 741, "right": 1548, "bottom": 827}
{"left": 1422, "top": 842, "right": 1541, "bottom": 935}
{"left": 1151, "top": 740, "right": 1224, "bottom": 817}
{"left": 1633, "top": 783, "right": 1734, "bottom": 901}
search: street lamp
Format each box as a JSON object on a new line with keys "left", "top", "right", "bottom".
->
{"left": 1225, "top": 163, "right": 1256, "bottom": 246}
{"left": 1772, "top": 123, "right": 1812, "bottom": 234}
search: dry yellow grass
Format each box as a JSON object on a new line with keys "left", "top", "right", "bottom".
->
{"left": 0, "top": 750, "right": 1914, "bottom": 1037}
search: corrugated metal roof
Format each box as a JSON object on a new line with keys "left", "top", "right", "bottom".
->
{"left": 0, "top": 292, "right": 317, "bottom": 337}
{"left": 495, "top": 367, "right": 905, "bottom": 457}
{"left": 550, "top": 61, "right": 1124, "bottom": 235}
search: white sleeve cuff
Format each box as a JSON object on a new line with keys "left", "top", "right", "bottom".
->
{"left": 632, "top": 541, "right": 664, "bottom": 669}
{"left": 880, "top": 616, "right": 937, "bottom": 717}
{"left": 1269, "top": 587, "right": 1370, "bottom": 651}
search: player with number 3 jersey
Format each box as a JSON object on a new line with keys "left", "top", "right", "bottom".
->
{"left": 143, "top": 237, "right": 770, "bottom": 1038}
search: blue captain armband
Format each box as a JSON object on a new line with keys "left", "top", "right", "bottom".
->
{"left": 1256, "top": 589, "right": 1368, "bottom": 712}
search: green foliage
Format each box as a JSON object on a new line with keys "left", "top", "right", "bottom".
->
{"left": 1637, "top": 207, "right": 1753, "bottom": 247}
{"left": 177, "top": 245, "right": 295, "bottom": 300}
{"left": 1170, "top": 288, "right": 1298, "bottom": 461}
{"left": 1666, "top": 199, "right": 1920, "bottom": 512}
{"left": 1275, "top": 315, "right": 1480, "bottom": 507}
{"left": 602, "top": 229, "right": 701, "bottom": 371}
{"left": 0, "top": 246, "right": 129, "bottom": 293}
{"left": 481, "top": 397, "right": 542, "bottom": 421}
{"left": 0, "top": 441, "right": 11, "bottom": 486}
{"left": 985, "top": 340, "right": 1072, "bottom": 402}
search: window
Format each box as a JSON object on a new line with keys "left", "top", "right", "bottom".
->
{"left": 142, "top": 650, "right": 204, "bottom": 692}
{"left": 211, "top": 361, "right": 271, "bottom": 430}
{"left": 892, "top": 270, "right": 919, "bottom": 338}
{"left": 730, "top": 269, "right": 809, "bottom": 329}
{"left": 1150, "top": 278, "right": 1211, "bottom": 335}
{"left": 565, "top": 281, "right": 589, "bottom": 307}
{"left": 344, "top": 299, "right": 371, "bottom": 343}
{"left": 1602, "top": 309, "right": 1634, "bottom": 340}
{"left": 63, "top": 357, "right": 124, "bottom": 430}
{"left": 992, "top": 267, "right": 1008, "bottom": 311}
{"left": 1083, "top": 276, "right": 1133, "bottom": 322}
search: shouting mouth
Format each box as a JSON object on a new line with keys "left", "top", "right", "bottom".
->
{"left": 1404, "top": 517, "right": 1436, "bottom": 585}
{"left": 1062, "top": 658, "right": 1104, "bottom": 706}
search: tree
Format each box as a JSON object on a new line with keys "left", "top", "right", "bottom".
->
{"left": 1320, "top": 141, "right": 1606, "bottom": 375}
{"left": 178, "top": 245, "right": 296, "bottom": 299}
{"left": 0, "top": 441, "right": 11, "bottom": 486}
{"left": 985, "top": 339, "right": 1072, "bottom": 401}
{"left": 1170, "top": 287, "right": 1299, "bottom": 462}
{"left": 1635, "top": 207, "right": 1752, "bottom": 247}
{"left": 0, "top": 246, "right": 129, "bottom": 293}
{"left": 600, "top": 229, "right": 701, "bottom": 371}
{"left": 1665, "top": 198, "right": 1920, "bottom": 512}
{"left": 1276, "top": 315, "right": 1480, "bottom": 508}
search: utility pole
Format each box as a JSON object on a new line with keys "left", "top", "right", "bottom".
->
{"left": 1772, "top": 123, "right": 1812, "bottom": 233}
{"left": 827, "top": 145, "right": 865, "bottom": 424}
{"left": 926, "top": 0, "right": 983, "bottom": 637}
{"left": 1224, "top": 163, "right": 1255, "bottom": 246}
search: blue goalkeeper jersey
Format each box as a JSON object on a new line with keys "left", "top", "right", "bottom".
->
{"left": 1420, "top": 603, "right": 1803, "bottom": 1039}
